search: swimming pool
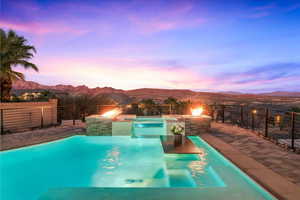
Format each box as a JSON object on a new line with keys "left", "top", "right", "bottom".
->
{"left": 0, "top": 136, "right": 277, "bottom": 200}
{"left": 132, "top": 118, "right": 168, "bottom": 136}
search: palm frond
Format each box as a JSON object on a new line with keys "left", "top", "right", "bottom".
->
{"left": 0, "top": 28, "right": 38, "bottom": 73}
{"left": 10, "top": 60, "right": 39, "bottom": 71}
{"left": 0, "top": 69, "right": 25, "bottom": 81}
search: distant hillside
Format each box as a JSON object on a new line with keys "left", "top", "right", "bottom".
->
{"left": 13, "top": 80, "right": 124, "bottom": 95}
{"left": 12, "top": 80, "right": 226, "bottom": 103}
{"left": 125, "top": 88, "right": 197, "bottom": 100}
{"left": 259, "top": 91, "right": 300, "bottom": 97}
{"left": 12, "top": 80, "right": 300, "bottom": 104}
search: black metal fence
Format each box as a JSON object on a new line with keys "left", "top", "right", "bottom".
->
{"left": 210, "top": 104, "right": 300, "bottom": 151}
{"left": 57, "top": 104, "right": 121, "bottom": 125}
{"left": 56, "top": 103, "right": 189, "bottom": 124}
{"left": 3, "top": 102, "right": 299, "bottom": 152}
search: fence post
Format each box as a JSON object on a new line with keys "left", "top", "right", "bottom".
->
{"left": 58, "top": 106, "right": 63, "bottom": 125}
{"left": 264, "top": 108, "right": 269, "bottom": 137}
{"left": 222, "top": 105, "right": 225, "bottom": 123}
{"left": 40, "top": 107, "right": 44, "bottom": 128}
{"left": 210, "top": 105, "right": 215, "bottom": 121}
{"left": 251, "top": 109, "right": 256, "bottom": 131}
{"left": 291, "top": 112, "right": 295, "bottom": 150}
{"left": 82, "top": 113, "right": 86, "bottom": 123}
{"left": 1, "top": 109, "right": 4, "bottom": 134}
{"left": 72, "top": 105, "right": 76, "bottom": 126}
{"left": 59, "top": 107, "right": 64, "bottom": 124}
{"left": 240, "top": 105, "right": 244, "bottom": 127}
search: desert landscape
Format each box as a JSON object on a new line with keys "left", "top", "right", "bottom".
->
{"left": 12, "top": 80, "right": 300, "bottom": 109}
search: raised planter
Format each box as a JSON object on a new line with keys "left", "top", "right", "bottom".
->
{"left": 174, "top": 134, "right": 183, "bottom": 146}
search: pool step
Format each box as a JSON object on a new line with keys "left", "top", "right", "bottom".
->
{"left": 123, "top": 178, "right": 170, "bottom": 187}
{"left": 167, "top": 169, "right": 197, "bottom": 187}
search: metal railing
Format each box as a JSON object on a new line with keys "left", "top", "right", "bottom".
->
{"left": 210, "top": 104, "right": 300, "bottom": 151}
{"left": 3, "top": 101, "right": 298, "bottom": 152}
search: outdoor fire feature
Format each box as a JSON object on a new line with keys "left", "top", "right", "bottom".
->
{"left": 86, "top": 107, "right": 211, "bottom": 136}
{"left": 86, "top": 109, "right": 122, "bottom": 136}
{"left": 183, "top": 107, "right": 212, "bottom": 135}
{"left": 191, "top": 107, "right": 204, "bottom": 116}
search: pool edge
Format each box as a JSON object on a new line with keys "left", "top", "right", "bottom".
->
{"left": 0, "top": 134, "right": 85, "bottom": 153}
{"left": 200, "top": 133, "right": 300, "bottom": 200}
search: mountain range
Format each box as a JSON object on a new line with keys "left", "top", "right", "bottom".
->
{"left": 12, "top": 80, "right": 300, "bottom": 103}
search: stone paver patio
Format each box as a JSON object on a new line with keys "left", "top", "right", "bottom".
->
{"left": 279, "top": 139, "right": 300, "bottom": 148}
{"left": 0, "top": 123, "right": 85, "bottom": 151}
{"left": 211, "top": 122, "right": 300, "bottom": 186}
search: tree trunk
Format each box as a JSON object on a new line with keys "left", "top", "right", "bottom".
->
{"left": 0, "top": 77, "right": 12, "bottom": 102}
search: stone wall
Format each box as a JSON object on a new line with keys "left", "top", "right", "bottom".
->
{"left": 86, "top": 116, "right": 112, "bottom": 136}
{"left": 184, "top": 115, "right": 211, "bottom": 135}
{"left": 0, "top": 99, "right": 58, "bottom": 133}
{"left": 85, "top": 114, "right": 211, "bottom": 136}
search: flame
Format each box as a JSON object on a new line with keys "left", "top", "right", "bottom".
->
{"left": 276, "top": 115, "right": 281, "bottom": 123}
{"left": 191, "top": 107, "right": 203, "bottom": 116}
{"left": 101, "top": 108, "right": 122, "bottom": 118}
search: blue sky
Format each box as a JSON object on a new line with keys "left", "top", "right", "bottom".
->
{"left": 1, "top": 0, "right": 300, "bottom": 92}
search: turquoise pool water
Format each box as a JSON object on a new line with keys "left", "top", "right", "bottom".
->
{"left": 0, "top": 136, "right": 277, "bottom": 200}
{"left": 132, "top": 118, "right": 167, "bottom": 136}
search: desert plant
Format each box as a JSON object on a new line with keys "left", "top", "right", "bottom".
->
{"left": 0, "top": 29, "right": 38, "bottom": 102}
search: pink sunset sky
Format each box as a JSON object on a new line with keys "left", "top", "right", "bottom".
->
{"left": 1, "top": 0, "right": 300, "bottom": 92}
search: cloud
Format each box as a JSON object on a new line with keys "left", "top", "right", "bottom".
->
{"left": 0, "top": 20, "right": 88, "bottom": 36}
{"left": 247, "top": 3, "right": 276, "bottom": 19}
{"left": 129, "top": 16, "right": 205, "bottom": 34}
{"left": 18, "top": 58, "right": 300, "bottom": 92}
{"left": 246, "top": 1, "right": 300, "bottom": 19}
{"left": 215, "top": 62, "right": 300, "bottom": 91}
{"left": 1, "top": 0, "right": 206, "bottom": 36}
{"left": 4, "top": 1, "right": 300, "bottom": 93}
{"left": 126, "top": 0, "right": 206, "bottom": 34}
{"left": 18, "top": 57, "right": 213, "bottom": 90}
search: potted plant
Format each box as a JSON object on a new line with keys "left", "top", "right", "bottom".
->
{"left": 170, "top": 124, "right": 184, "bottom": 146}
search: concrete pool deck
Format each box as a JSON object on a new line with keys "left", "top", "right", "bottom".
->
{"left": 201, "top": 133, "right": 300, "bottom": 200}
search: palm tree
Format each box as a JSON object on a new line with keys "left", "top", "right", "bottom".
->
{"left": 0, "top": 29, "right": 38, "bottom": 102}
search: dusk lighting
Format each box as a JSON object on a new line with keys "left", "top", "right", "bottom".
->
{"left": 1, "top": 1, "right": 299, "bottom": 200}
{"left": 101, "top": 109, "right": 122, "bottom": 118}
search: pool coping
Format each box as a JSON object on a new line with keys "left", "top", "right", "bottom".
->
{"left": 201, "top": 133, "right": 300, "bottom": 200}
